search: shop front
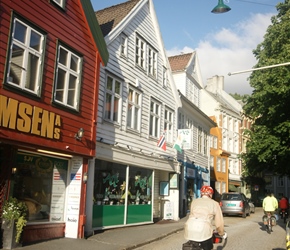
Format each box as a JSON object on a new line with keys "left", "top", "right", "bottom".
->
{"left": 181, "top": 162, "right": 210, "bottom": 214}
{"left": 92, "top": 159, "right": 153, "bottom": 228}
{"left": 1, "top": 147, "right": 85, "bottom": 242}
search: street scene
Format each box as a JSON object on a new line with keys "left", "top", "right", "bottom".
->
{"left": 1, "top": 0, "right": 290, "bottom": 249}
{"left": 134, "top": 208, "right": 287, "bottom": 250}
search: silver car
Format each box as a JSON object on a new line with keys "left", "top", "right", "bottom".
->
{"left": 219, "top": 192, "right": 251, "bottom": 218}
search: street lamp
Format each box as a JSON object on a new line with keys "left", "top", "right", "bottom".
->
{"left": 212, "top": 0, "right": 231, "bottom": 14}
{"left": 228, "top": 62, "right": 290, "bottom": 76}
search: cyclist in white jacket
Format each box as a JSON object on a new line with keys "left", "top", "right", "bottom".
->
{"left": 184, "top": 186, "right": 225, "bottom": 250}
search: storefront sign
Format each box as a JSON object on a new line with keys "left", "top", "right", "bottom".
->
{"left": 0, "top": 95, "right": 61, "bottom": 139}
{"left": 164, "top": 201, "right": 174, "bottom": 220}
{"left": 177, "top": 129, "right": 192, "bottom": 149}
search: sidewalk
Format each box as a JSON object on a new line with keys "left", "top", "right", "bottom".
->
{"left": 20, "top": 216, "right": 188, "bottom": 250}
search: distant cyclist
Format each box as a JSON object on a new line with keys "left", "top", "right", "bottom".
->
{"left": 263, "top": 192, "right": 278, "bottom": 216}
{"left": 279, "top": 196, "right": 289, "bottom": 217}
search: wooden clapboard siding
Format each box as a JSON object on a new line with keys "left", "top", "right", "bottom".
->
{"left": 0, "top": 0, "right": 106, "bottom": 157}
{"left": 96, "top": 0, "right": 180, "bottom": 172}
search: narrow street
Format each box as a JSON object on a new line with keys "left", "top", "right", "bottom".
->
{"left": 134, "top": 207, "right": 287, "bottom": 250}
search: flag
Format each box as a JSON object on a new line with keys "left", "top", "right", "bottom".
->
{"left": 157, "top": 133, "right": 166, "bottom": 151}
{"left": 173, "top": 134, "right": 182, "bottom": 152}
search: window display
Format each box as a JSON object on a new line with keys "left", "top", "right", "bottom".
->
{"left": 11, "top": 151, "right": 68, "bottom": 222}
{"left": 94, "top": 160, "right": 152, "bottom": 206}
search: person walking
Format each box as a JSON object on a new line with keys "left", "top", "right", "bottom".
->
{"left": 184, "top": 185, "right": 226, "bottom": 250}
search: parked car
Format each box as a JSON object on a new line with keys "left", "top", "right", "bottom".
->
{"left": 219, "top": 192, "right": 251, "bottom": 218}
{"left": 247, "top": 198, "right": 255, "bottom": 213}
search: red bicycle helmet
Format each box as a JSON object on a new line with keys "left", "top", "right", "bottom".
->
{"left": 200, "top": 186, "right": 214, "bottom": 196}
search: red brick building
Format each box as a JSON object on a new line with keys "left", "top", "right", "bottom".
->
{"left": 0, "top": 0, "right": 108, "bottom": 243}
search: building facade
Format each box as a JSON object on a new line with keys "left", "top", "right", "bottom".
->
{"left": 168, "top": 52, "right": 216, "bottom": 215}
{"left": 200, "top": 75, "right": 243, "bottom": 194}
{"left": 0, "top": 0, "right": 108, "bottom": 243}
{"left": 85, "top": 0, "right": 181, "bottom": 235}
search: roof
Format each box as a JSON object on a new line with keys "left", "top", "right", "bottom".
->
{"left": 168, "top": 52, "right": 194, "bottom": 72}
{"left": 96, "top": 0, "right": 141, "bottom": 37}
{"left": 80, "top": 0, "right": 109, "bottom": 65}
{"left": 178, "top": 90, "right": 217, "bottom": 128}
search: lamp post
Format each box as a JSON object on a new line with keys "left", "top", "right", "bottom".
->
{"left": 228, "top": 62, "right": 290, "bottom": 76}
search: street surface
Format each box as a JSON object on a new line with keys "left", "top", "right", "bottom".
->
{"left": 134, "top": 207, "right": 287, "bottom": 250}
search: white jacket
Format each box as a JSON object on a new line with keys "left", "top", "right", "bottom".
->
{"left": 184, "top": 196, "right": 224, "bottom": 242}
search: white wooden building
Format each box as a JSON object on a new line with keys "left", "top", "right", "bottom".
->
{"left": 85, "top": 0, "right": 182, "bottom": 235}
{"left": 169, "top": 52, "right": 216, "bottom": 216}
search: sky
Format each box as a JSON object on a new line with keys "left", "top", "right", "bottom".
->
{"left": 92, "top": 0, "right": 281, "bottom": 95}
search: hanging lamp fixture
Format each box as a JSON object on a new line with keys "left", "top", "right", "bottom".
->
{"left": 211, "top": 0, "right": 231, "bottom": 14}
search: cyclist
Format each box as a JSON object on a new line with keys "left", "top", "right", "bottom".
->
{"left": 184, "top": 185, "right": 226, "bottom": 250}
{"left": 263, "top": 193, "right": 278, "bottom": 215}
{"left": 279, "top": 196, "right": 289, "bottom": 218}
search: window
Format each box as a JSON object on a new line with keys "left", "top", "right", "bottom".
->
{"left": 52, "top": 0, "right": 65, "bottom": 8}
{"left": 213, "top": 136, "right": 218, "bottom": 149}
{"left": 11, "top": 152, "right": 68, "bottom": 222}
{"left": 164, "top": 108, "right": 174, "bottom": 143}
{"left": 54, "top": 44, "right": 82, "bottom": 110}
{"left": 149, "top": 99, "right": 160, "bottom": 137}
{"left": 162, "top": 67, "right": 168, "bottom": 87}
{"left": 148, "top": 46, "right": 157, "bottom": 78}
{"left": 210, "top": 156, "right": 214, "bottom": 169}
{"left": 203, "top": 131, "right": 208, "bottom": 155}
{"left": 127, "top": 87, "right": 141, "bottom": 130}
{"left": 6, "top": 17, "right": 45, "bottom": 96}
{"left": 217, "top": 157, "right": 221, "bottom": 172}
{"left": 104, "top": 75, "right": 122, "bottom": 123}
{"left": 222, "top": 158, "right": 226, "bottom": 172}
{"left": 197, "top": 126, "right": 202, "bottom": 153}
{"left": 120, "top": 34, "right": 128, "bottom": 57}
{"left": 178, "top": 112, "right": 185, "bottom": 129}
{"left": 278, "top": 177, "right": 284, "bottom": 187}
{"left": 135, "top": 36, "right": 145, "bottom": 69}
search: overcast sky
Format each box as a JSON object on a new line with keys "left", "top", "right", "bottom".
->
{"left": 93, "top": 0, "right": 279, "bottom": 95}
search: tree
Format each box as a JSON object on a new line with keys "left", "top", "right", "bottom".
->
{"left": 242, "top": 0, "right": 290, "bottom": 177}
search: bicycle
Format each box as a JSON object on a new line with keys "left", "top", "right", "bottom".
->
{"left": 182, "top": 232, "right": 227, "bottom": 250}
{"left": 263, "top": 211, "right": 276, "bottom": 234}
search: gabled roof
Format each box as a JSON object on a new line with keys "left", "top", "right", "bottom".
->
{"left": 95, "top": 0, "right": 182, "bottom": 108}
{"left": 80, "top": 0, "right": 108, "bottom": 65}
{"left": 96, "top": 0, "right": 141, "bottom": 37}
{"left": 168, "top": 52, "right": 194, "bottom": 72}
{"left": 178, "top": 90, "right": 217, "bottom": 128}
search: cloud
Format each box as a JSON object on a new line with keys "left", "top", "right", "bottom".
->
{"left": 167, "top": 13, "right": 274, "bottom": 95}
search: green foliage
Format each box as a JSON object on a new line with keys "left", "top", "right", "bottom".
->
{"left": 15, "top": 216, "right": 27, "bottom": 243}
{"left": 1, "top": 197, "right": 28, "bottom": 243}
{"left": 229, "top": 93, "right": 249, "bottom": 101}
{"left": 242, "top": 0, "right": 290, "bottom": 177}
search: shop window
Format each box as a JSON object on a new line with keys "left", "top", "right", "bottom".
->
{"left": 93, "top": 160, "right": 152, "bottom": 206}
{"left": 11, "top": 152, "right": 68, "bottom": 222}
